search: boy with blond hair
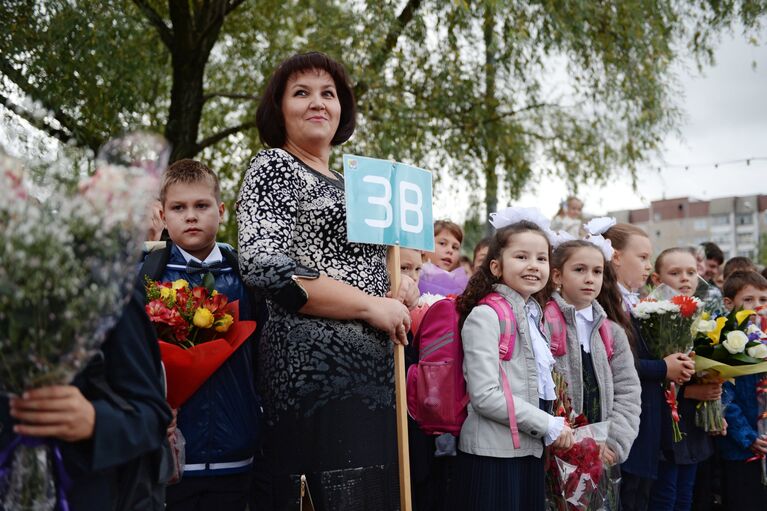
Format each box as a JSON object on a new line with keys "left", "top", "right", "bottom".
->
{"left": 140, "top": 159, "right": 265, "bottom": 510}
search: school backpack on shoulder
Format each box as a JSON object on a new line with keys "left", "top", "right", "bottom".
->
{"left": 544, "top": 300, "right": 614, "bottom": 360}
{"left": 406, "top": 292, "right": 521, "bottom": 448}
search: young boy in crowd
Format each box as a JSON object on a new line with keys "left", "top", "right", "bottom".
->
{"left": 718, "top": 270, "right": 767, "bottom": 511}
{"left": 419, "top": 220, "right": 469, "bottom": 296}
{"left": 142, "top": 159, "right": 266, "bottom": 510}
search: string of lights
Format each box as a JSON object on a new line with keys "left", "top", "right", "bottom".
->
{"left": 649, "top": 156, "right": 767, "bottom": 172}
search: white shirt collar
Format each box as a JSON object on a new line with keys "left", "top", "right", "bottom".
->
{"left": 176, "top": 244, "right": 223, "bottom": 265}
{"left": 618, "top": 282, "right": 639, "bottom": 307}
{"left": 576, "top": 305, "right": 594, "bottom": 323}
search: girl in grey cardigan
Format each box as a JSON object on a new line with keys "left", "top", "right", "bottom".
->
{"left": 543, "top": 239, "right": 641, "bottom": 465}
{"left": 454, "top": 220, "right": 574, "bottom": 511}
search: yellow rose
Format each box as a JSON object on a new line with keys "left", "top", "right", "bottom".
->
{"left": 193, "top": 307, "right": 215, "bottom": 329}
{"left": 211, "top": 290, "right": 218, "bottom": 296}
{"left": 160, "top": 287, "right": 177, "bottom": 301}
{"left": 172, "top": 279, "right": 189, "bottom": 290}
{"left": 214, "top": 313, "right": 234, "bottom": 333}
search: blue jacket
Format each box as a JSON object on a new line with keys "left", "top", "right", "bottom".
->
{"left": 718, "top": 373, "right": 766, "bottom": 461}
{"left": 621, "top": 318, "right": 666, "bottom": 479}
{"left": 143, "top": 243, "right": 266, "bottom": 477}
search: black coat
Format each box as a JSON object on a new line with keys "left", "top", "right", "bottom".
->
{"left": 1, "top": 289, "right": 172, "bottom": 510}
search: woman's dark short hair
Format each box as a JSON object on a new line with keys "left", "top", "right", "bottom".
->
{"left": 256, "top": 52, "right": 356, "bottom": 148}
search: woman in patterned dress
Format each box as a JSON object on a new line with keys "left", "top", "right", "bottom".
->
{"left": 236, "top": 52, "right": 412, "bottom": 510}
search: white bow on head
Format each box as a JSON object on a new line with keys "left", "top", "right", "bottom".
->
{"left": 489, "top": 206, "right": 557, "bottom": 243}
{"left": 583, "top": 216, "right": 616, "bottom": 236}
{"left": 585, "top": 234, "right": 614, "bottom": 261}
{"left": 548, "top": 229, "right": 577, "bottom": 249}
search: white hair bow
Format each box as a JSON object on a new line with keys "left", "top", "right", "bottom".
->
{"left": 549, "top": 230, "right": 577, "bottom": 249}
{"left": 585, "top": 234, "right": 614, "bottom": 261}
{"left": 583, "top": 216, "right": 616, "bottom": 236}
{"left": 489, "top": 206, "right": 556, "bottom": 243}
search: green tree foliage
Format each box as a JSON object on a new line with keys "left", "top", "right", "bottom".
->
{"left": 1, "top": 0, "right": 764, "bottom": 242}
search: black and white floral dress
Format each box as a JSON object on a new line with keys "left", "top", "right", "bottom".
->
{"left": 237, "top": 148, "right": 399, "bottom": 510}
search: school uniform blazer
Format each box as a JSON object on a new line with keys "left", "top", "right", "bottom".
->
{"left": 459, "top": 284, "right": 552, "bottom": 458}
{"left": 544, "top": 293, "right": 641, "bottom": 463}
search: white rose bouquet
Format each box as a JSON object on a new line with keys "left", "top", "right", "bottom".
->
{"left": 692, "top": 309, "right": 767, "bottom": 433}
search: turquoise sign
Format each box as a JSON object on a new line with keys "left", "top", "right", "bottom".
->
{"left": 343, "top": 154, "right": 434, "bottom": 251}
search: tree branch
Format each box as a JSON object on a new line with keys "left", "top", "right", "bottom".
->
{"left": 195, "top": 120, "right": 257, "bottom": 152}
{"left": 202, "top": 92, "right": 261, "bottom": 103}
{"left": 0, "top": 59, "right": 102, "bottom": 151}
{"left": 226, "top": 0, "right": 247, "bottom": 15}
{"left": 132, "top": 0, "right": 175, "bottom": 49}
{"left": 202, "top": 92, "right": 260, "bottom": 103}
{"left": 0, "top": 92, "right": 74, "bottom": 145}
{"left": 354, "top": 0, "right": 423, "bottom": 100}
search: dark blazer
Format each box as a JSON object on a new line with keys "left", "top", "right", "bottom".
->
{"left": 1, "top": 289, "right": 172, "bottom": 510}
{"left": 620, "top": 318, "right": 667, "bottom": 479}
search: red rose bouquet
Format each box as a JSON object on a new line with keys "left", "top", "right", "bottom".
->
{"left": 145, "top": 277, "right": 256, "bottom": 407}
{"left": 546, "top": 374, "right": 617, "bottom": 511}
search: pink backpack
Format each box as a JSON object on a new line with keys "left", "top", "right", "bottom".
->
{"left": 544, "top": 300, "right": 614, "bottom": 359}
{"left": 406, "top": 292, "right": 521, "bottom": 448}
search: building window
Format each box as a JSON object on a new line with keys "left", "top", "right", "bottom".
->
{"left": 737, "top": 249, "right": 755, "bottom": 259}
{"left": 711, "top": 214, "right": 730, "bottom": 226}
{"left": 736, "top": 213, "right": 753, "bottom": 226}
{"left": 653, "top": 212, "right": 662, "bottom": 222}
{"left": 693, "top": 219, "right": 707, "bottom": 231}
{"left": 736, "top": 232, "right": 754, "bottom": 245}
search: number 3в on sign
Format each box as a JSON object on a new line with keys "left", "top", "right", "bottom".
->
{"left": 343, "top": 154, "right": 435, "bottom": 252}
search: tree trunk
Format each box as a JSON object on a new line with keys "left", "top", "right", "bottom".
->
{"left": 482, "top": 2, "right": 499, "bottom": 234}
{"left": 164, "top": 1, "right": 227, "bottom": 162}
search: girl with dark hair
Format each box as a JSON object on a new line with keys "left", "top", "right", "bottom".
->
{"left": 540, "top": 239, "right": 641, "bottom": 467}
{"left": 454, "top": 217, "right": 574, "bottom": 510}
{"left": 602, "top": 224, "right": 695, "bottom": 511}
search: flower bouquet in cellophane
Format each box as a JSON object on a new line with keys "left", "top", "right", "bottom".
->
{"left": 0, "top": 133, "right": 167, "bottom": 511}
{"left": 144, "top": 276, "right": 256, "bottom": 408}
{"left": 631, "top": 284, "right": 703, "bottom": 441}
{"left": 545, "top": 373, "right": 620, "bottom": 511}
{"left": 691, "top": 308, "right": 767, "bottom": 433}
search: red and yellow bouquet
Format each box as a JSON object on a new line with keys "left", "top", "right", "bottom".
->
{"left": 145, "top": 278, "right": 256, "bottom": 408}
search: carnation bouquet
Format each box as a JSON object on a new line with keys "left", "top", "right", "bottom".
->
{"left": 691, "top": 309, "right": 767, "bottom": 433}
{"left": 632, "top": 285, "right": 703, "bottom": 441}
{"left": 0, "top": 133, "right": 166, "bottom": 511}
{"left": 144, "top": 277, "right": 257, "bottom": 408}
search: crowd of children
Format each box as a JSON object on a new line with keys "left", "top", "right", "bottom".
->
{"left": 4, "top": 153, "right": 767, "bottom": 511}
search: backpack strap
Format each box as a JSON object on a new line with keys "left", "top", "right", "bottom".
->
{"left": 598, "top": 319, "right": 615, "bottom": 361}
{"left": 544, "top": 300, "right": 568, "bottom": 357}
{"left": 545, "top": 299, "right": 616, "bottom": 361}
{"left": 137, "top": 240, "right": 173, "bottom": 292}
{"left": 478, "top": 292, "right": 517, "bottom": 361}
{"left": 478, "top": 292, "right": 520, "bottom": 449}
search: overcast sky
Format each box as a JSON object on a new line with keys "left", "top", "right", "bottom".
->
{"left": 434, "top": 28, "right": 767, "bottom": 221}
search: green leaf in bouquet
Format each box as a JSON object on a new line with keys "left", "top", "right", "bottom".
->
{"left": 693, "top": 343, "right": 714, "bottom": 357}
{"left": 729, "top": 353, "right": 763, "bottom": 365}
{"left": 710, "top": 345, "right": 731, "bottom": 361}
{"left": 202, "top": 272, "right": 215, "bottom": 293}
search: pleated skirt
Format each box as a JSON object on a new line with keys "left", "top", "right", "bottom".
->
{"left": 452, "top": 450, "right": 545, "bottom": 511}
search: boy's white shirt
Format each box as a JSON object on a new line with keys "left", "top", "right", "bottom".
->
{"left": 176, "top": 244, "right": 223, "bottom": 265}
{"left": 575, "top": 305, "right": 595, "bottom": 353}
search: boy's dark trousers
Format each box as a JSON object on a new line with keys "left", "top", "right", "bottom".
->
{"left": 721, "top": 459, "right": 767, "bottom": 511}
{"left": 165, "top": 472, "right": 252, "bottom": 511}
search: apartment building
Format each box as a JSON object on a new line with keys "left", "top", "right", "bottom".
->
{"left": 609, "top": 195, "right": 767, "bottom": 259}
